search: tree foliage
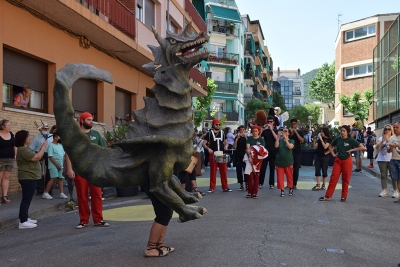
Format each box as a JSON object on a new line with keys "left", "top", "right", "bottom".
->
{"left": 288, "top": 103, "right": 322, "bottom": 127}
{"left": 309, "top": 62, "right": 335, "bottom": 108}
{"left": 193, "top": 78, "right": 217, "bottom": 127}
{"left": 339, "top": 89, "right": 373, "bottom": 123}
{"left": 272, "top": 92, "right": 286, "bottom": 112}
{"left": 244, "top": 99, "right": 271, "bottom": 120}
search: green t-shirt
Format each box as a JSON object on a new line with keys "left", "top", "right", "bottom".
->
{"left": 275, "top": 139, "right": 295, "bottom": 167}
{"left": 16, "top": 146, "right": 41, "bottom": 180}
{"left": 86, "top": 129, "right": 106, "bottom": 147}
{"left": 246, "top": 136, "right": 265, "bottom": 146}
{"left": 331, "top": 136, "right": 360, "bottom": 160}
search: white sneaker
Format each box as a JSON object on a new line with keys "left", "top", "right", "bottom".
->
{"left": 42, "top": 193, "right": 53, "bottom": 200}
{"left": 28, "top": 218, "right": 37, "bottom": 224}
{"left": 392, "top": 191, "right": 399, "bottom": 198}
{"left": 59, "top": 193, "right": 69, "bottom": 199}
{"left": 379, "top": 190, "right": 387, "bottom": 197}
{"left": 19, "top": 221, "right": 37, "bottom": 229}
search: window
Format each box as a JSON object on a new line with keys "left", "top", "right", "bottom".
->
{"left": 115, "top": 88, "right": 132, "bottom": 123}
{"left": 345, "top": 25, "right": 375, "bottom": 41}
{"left": 72, "top": 79, "right": 97, "bottom": 120}
{"left": 294, "top": 99, "right": 300, "bottom": 104}
{"left": 3, "top": 48, "right": 47, "bottom": 112}
{"left": 136, "top": 4, "right": 143, "bottom": 21}
{"left": 344, "top": 64, "right": 373, "bottom": 78}
{"left": 144, "top": 0, "right": 155, "bottom": 29}
{"left": 343, "top": 107, "right": 354, "bottom": 116}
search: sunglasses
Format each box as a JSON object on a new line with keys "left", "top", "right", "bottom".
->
{"left": 384, "top": 128, "right": 391, "bottom": 131}
{"left": 214, "top": 124, "right": 220, "bottom": 126}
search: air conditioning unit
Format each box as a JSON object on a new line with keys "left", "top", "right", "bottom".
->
{"left": 203, "top": 122, "right": 210, "bottom": 128}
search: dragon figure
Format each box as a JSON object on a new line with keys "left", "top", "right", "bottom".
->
{"left": 53, "top": 22, "right": 209, "bottom": 222}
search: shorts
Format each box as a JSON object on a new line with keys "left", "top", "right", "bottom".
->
{"left": 0, "top": 158, "right": 16, "bottom": 172}
{"left": 49, "top": 168, "right": 64, "bottom": 179}
{"left": 353, "top": 151, "right": 361, "bottom": 157}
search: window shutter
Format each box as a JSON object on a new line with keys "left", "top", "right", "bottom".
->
{"left": 144, "top": 0, "right": 155, "bottom": 29}
{"left": 3, "top": 48, "right": 47, "bottom": 93}
{"left": 115, "top": 89, "right": 131, "bottom": 120}
{"left": 72, "top": 78, "right": 97, "bottom": 114}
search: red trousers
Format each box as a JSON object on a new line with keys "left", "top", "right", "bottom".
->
{"left": 326, "top": 157, "right": 353, "bottom": 199}
{"left": 209, "top": 153, "right": 228, "bottom": 190}
{"left": 276, "top": 165, "right": 293, "bottom": 190}
{"left": 75, "top": 175, "right": 103, "bottom": 224}
{"left": 246, "top": 172, "right": 259, "bottom": 195}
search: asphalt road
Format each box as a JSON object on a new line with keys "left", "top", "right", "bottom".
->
{"left": 0, "top": 166, "right": 399, "bottom": 267}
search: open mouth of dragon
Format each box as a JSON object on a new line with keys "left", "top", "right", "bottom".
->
{"left": 176, "top": 37, "right": 208, "bottom": 59}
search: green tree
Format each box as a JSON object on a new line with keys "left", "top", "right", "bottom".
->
{"left": 193, "top": 78, "right": 217, "bottom": 127}
{"left": 339, "top": 89, "right": 373, "bottom": 123}
{"left": 272, "top": 92, "right": 286, "bottom": 112}
{"left": 393, "top": 54, "right": 399, "bottom": 71}
{"left": 309, "top": 62, "right": 335, "bottom": 108}
{"left": 244, "top": 98, "right": 271, "bottom": 120}
{"left": 288, "top": 103, "right": 321, "bottom": 127}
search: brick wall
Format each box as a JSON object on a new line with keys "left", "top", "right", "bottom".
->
{"left": 341, "top": 36, "right": 377, "bottom": 64}
{"left": 1, "top": 108, "right": 106, "bottom": 195}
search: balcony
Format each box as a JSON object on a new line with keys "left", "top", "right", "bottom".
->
{"left": 185, "top": 0, "right": 206, "bottom": 32}
{"left": 215, "top": 81, "right": 239, "bottom": 93}
{"left": 189, "top": 68, "right": 207, "bottom": 91}
{"left": 244, "top": 70, "right": 255, "bottom": 85}
{"left": 293, "top": 91, "right": 301, "bottom": 95}
{"left": 255, "top": 70, "right": 264, "bottom": 88}
{"left": 208, "top": 52, "right": 239, "bottom": 66}
{"left": 207, "top": 19, "right": 238, "bottom": 38}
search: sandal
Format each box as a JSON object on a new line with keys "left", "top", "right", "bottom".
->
{"left": 246, "top": 194, "right": 252, "bottom": 198}
{"left": 319, "top": 196, "right": 330, "bottom": 201}
{"left": 321, "top": 184, "right": 326, "bottom": 190}
{"left": 1, "top": 196, "right": 10, "bottom": 204}
{"left": 239, "top": 184, "right": 244, "bottom": 191}
{"left": 145, "top": 242, "right": 168, "bottom": 257}
{"left": 311, "top": 184, "right": 320, "bottom": 191}
{"left": 157, "top": 242, "right": 175, "bottom": 253}
{"left": 193, "top": 187, "right": 205, "bottom": 196}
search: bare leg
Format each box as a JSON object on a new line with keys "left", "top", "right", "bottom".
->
{"left": 356, "top": 156, "right": 361, "bottom": 170}
{"left": 145, "top": 222, "right": 169, "bottom": 257}
{"left": 57, "top": 179, "right": 64, "bottom": 194}
{"left": 45, "top": 178, "right": 56, "bottom": 193}
{"left": 1, "top": 170, "right": 11, "bottom": 197}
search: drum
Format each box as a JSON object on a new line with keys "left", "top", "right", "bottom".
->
{"left": 213, "top": 154, "right": 230, "bottom": 163}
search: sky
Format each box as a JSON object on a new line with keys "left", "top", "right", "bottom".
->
{"left": 235, "top": 0, "right": 399, "bottom": 74}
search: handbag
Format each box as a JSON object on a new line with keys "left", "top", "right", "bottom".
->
{"left": 185, "top": 156, "right": 198, "bottom": 173}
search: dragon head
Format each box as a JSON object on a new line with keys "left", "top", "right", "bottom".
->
{"left": 143, "top": 22, "right": 209, "bottom": 93}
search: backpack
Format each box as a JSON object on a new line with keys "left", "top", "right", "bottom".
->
{"left": 356, "top": 130, "right": 364, "bottom": 143}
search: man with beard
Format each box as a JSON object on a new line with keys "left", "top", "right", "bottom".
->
{"left": 203, "top": 118, "right": 231, "bottom": 193}
{"left": 67, "top": 112, "right": 109, "bottom": 229}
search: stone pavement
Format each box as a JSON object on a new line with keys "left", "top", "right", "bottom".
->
{"left": 0, "top": 155, "right": 386, "bottom": 231}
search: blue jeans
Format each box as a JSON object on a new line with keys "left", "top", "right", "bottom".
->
{"left": 390, "top": 159, "right": 400, "bottom": 181}
{"left": 18, "top": 180, "right": 37, "bottom": 223}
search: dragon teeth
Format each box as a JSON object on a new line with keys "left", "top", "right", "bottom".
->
{"left": 176, "top": 52, "right": 182, "bottom": 56}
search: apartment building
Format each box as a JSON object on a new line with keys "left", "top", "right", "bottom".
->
{"left": 373, "top": 14, "right": 400, "bottom": 131}
{"left": 0, "top": 0, "right": 207, "bottom": 194}
{"left": 334, "top": 13, "right": 399, "bottom": 126}
{"left": 273, "top": 68, "right": 304, "bottom": 109}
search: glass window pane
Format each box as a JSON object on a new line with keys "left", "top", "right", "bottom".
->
{"left": 2, "top": 83, "right": 10, "bottom": 104}
{"left": 368, "top": 25, "right": 376, "bottom": 34}
{"left": 346, "top": 31, "right": 353, "bottom": 40}
{"left": 368, "top": 64, "right": 373, "bottom": 73}
{"left": 355, "top": 27, "right": 368, "bottom": 38}
{"left": 30, "top": 90, "right": 43, "bottom": 109}
{"left": 345, "top": 68, "right": 353, "bottom": 77}
{"left": 354, "top": 65, "right": 367, "bottom": 75}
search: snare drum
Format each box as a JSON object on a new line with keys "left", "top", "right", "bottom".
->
{"left": 213, "top": 154, "right": 230, "bottom": 163}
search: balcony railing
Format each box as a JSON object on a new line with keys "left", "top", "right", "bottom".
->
{"left": 293, "top": 91, "right": 301, "bottom": 95}
{"left": 207, "top": 19, "right": 238, "bottom": 36}
{"left": 208, "top": 52, "right": 239, "bottom": 65}
{"left": 189, "top": 68, "right": 207, "bottom": 89}
{"left": 79, "top": 0, "right": 136, "bottom": 39}
{"left": 244, "top": 70, "right": 255, "bottom": 81}
{"left": 185, "top": 0, "right": 206, "bottom": 32}
{"left": 255, "top": 70, "right": 264, "bottom": 87}
{"left": 206, "top": 111, "right": 239, "bottom": 121}
{"left": 215, "top": 81, "right": 239, "bottom": 93}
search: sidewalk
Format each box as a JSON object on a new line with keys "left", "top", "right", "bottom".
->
{"left": 353, "top": 155, "right": 382, "bottom": 178}
{"left": 0, "top": 186, "right": 117, "bottom": 230}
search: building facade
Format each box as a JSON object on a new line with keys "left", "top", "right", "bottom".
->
{"left": 373, "top": 14, "right": 400, "bottom": 131}
{"left": 273, "top": 68, "right": 304, "bottom": 110}
{"left": 334, "top": 13, "right": 399, "bottom": 126}
{"left": 0, "top": 0, "right": 207, "bottom": 194}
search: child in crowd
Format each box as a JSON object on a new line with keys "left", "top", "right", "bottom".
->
{"left": 366, "top": 130, "right": 375, "bottom": 168}
{"left": 42, "top": 132, "right": 68, "bottom": 200}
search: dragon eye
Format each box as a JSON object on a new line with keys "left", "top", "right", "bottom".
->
{"left": 169, "top": 39, "right": 177, "bottom": 44}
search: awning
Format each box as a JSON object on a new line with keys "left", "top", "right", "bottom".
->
{"left": 208, "top": 5, "right": 241, "bottom": 23}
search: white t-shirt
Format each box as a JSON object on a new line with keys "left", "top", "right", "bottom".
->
{"left": 388, "top": 135, "right": 400, "bottom": 160}
{"left": 375, "top": 136, "right": 391, "bottom": 162}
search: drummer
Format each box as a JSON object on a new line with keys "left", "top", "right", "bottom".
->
{"left": 203, "top": 118, "right": 232, "bottom": 193}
